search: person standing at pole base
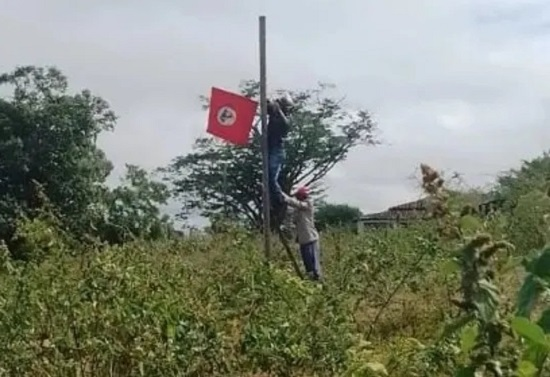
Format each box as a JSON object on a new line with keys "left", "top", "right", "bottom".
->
{"left": 267, "top": 94, "right": 294, "bottom": 220}
{"left": 282, "top": 186, "right": 322, "bottom": 281}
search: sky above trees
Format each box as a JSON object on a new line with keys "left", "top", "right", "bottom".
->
{"left": 2, "top": 0, "right": 549, "bottom": 224}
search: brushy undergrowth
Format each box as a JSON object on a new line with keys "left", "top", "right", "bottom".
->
{"left": 2, "top": 166, "right": 550, "bottom": 376}
{"left": 0, "top": 219, "right": 448, "bottom": 377}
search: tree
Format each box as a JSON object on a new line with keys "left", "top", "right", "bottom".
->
{"left": 494, "top": 151, "right": 550, "bottom": 252}
{"left": 96, "top": 164, "right": 174, "bottom": 244}
{"left": 0, "top": 66, "right": 173, "bottom": 253}
{"left": 163, "top": 81, "right": 378, "bottom": 229}
{"left": 315, "top": 202, "right": 363, "bottom": 231}
{"left": 496, "top": 151, "right": 550, "bottom": 208}
{"left": 507, "top": 191, "right": 550, "bottom": 253}
{"left": 0, "top": 66, "right": 115, "bottom": 249}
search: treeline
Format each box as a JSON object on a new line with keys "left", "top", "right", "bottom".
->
{"left": 1, "top": 65, "right": 548, "bottom": 259}
{"left": 0, "top": 65, "right": 378, "bottom": 257}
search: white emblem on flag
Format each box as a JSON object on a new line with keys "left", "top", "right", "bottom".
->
{"left": 217, "top": 106, "right": 237, "bottom": 126}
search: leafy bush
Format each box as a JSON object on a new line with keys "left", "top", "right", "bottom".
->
{"left": 3, "top": 164, "right": 550, "bottom": 376}
{"left": 0, "top": 224, "right": 360, "bottom": 376}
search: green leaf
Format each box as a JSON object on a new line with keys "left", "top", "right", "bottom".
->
{"left": 517, "top": 274, "right": 544, "bottom": 318}
{"left": 460, "top": 324, "right": 478, "bottom": 354}
{"left": 528, "top": 248, "right": 550, "bottom": 280}
{"left": 537, "top": 308, "right": 550, "bottom": 334}
{"left": 511, "top": 316, "right": 550, "bottom": 349}
{"left": 516, "top": 360, "right": 538, "bottom": 377}
{"left": 522, "top": 343, "right": 549, "bottom": 370}
{"left": 474, "top": 278, "right": 500, "bottom": 322}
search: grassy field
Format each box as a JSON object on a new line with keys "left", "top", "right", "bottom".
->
{"left": 2, "top": 169, "right": 550, "bottom": 376}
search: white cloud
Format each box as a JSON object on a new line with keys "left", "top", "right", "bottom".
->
{"left": 1, "top": 0, "right": 550, "bottom": 220}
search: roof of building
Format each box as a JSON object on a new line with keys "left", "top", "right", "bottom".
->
{"left": 359, "top": 197, "right": 431, "bottom": 222}
{"left": 387, "top": 197, "right": 430, "bottom": 212}
{"left": 359, "top": 191, "right": 505, "bottom": 224}
{"left": 361, "top": 210, "right": 396, "bottom": 221}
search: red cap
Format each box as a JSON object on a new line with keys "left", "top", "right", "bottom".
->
{"left": 295, "top": 186, "right": 309, "bottom": 199}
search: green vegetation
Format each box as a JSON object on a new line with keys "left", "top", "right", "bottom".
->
{"left": 0, "top": 66, "right": 172, "bottom": 257}
{"left": 3, "top": 65, "right": 550, "bottom": 376}
{"left": 315, "top": 202, "right": 363, "bottom": 231}
{"left": 3, "top": 159, "right": 550, "bottom": 376}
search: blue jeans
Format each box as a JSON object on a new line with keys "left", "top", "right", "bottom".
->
{"left": 268, "top": 145, "right": 285, "bottom": 206}
{"left": 299, "top": 240, "right": 322, "bottom": 281}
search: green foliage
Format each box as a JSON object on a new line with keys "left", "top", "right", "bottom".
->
{"left": 97, "top": 164, "right": 173, "bottom": 244}
{"left": 436, "top": 224, "right": 550, "bottom": 376}
{"left": 0, "top": 221, "right": 359, "bottom": 376}
{"left": 516, "top": 246, "right": 550, "bottom": 318}
{"left": 315, "top": 202, "right": 363, "bottom": 231}
{"left": 0, "top": 66, "right": 174, "bottom": 253}
{"left": 512, "top": 246, "right": 550, "bottom": 375}
{"left": 507, "top": 191, "right": 550, "bottom": 254}
{"left": 497, "top": 151, "right": 550, "bottom": 208}
{"left": 0, "top": 66, "right": 115, "bottom": 247}
{"left": 10, "top": 215, "right": 68, "bottom": 262}
{"left": 448, "top": 234, "right": 511, "bottom": 375}
{"left": 162, "top": 81, "right": 378, "bottom": 228}
{"left": 390, "top": 162, "right": 550, "bottom": 376}
{"left": 7, "top": 157, "right": 550, "bottom": 375}
{"left": 0, "top": 215, "right": 463, "bottom": 376}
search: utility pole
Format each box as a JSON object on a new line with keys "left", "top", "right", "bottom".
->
{"left": 259, "top": 15, "right": 271, "bottom": 261}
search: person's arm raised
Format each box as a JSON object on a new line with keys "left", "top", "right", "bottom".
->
{"left": 282, "top": 193, "right": 309, "bottom": 210}
{"left": 276, "top": 105, "right": 289, "bottom": 125}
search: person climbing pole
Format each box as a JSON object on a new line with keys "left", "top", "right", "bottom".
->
{"left": 266, "top": 94, "right": 294, "bottom": 222}
{"left": 282, "top": 186, "right": 322, "bottom": 281}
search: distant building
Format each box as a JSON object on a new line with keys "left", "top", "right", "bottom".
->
{"left": 357, "top": 198, "right": 431, "bottom": 231}
{"left": 357, "top": 194, "right": 505, "bottom": 232}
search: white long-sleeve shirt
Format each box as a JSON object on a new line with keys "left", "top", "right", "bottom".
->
{"left": 283, "top": 194, "right": 319, "bottom": 245}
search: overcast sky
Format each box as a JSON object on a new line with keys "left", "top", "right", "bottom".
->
{"left": 2, "top": 0, "right": 550, "bottom": 223}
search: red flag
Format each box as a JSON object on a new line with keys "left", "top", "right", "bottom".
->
{"left": 206, "top": 87, "right": 258, "bottom": 145}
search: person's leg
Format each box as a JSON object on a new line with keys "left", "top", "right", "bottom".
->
{"left": 268, "top": 145, "right": 284, "bottom": 206}
{"left": 299, "top": 241, "right": 321, "bottom": 281}
{"left": 311, "top": 240, "right": 322, "bottom": 281}
{"left": 299, "top": 242, "right": 314, "bottom": 278}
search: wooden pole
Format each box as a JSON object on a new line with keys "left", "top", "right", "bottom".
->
{"left": 277, "top": 228, "right": 305, "bottom": 279}
{"left": 223, "top": 162, "right": 228, "bottom": 218}
{"left": 259, "top": 15, "right": 271, "bottom": 261}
